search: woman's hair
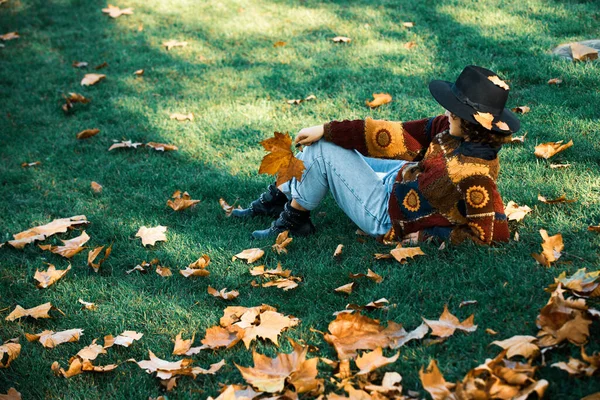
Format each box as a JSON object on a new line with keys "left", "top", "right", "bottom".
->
{"left": 459, "top": 117, "right": 513, "bottom": 147}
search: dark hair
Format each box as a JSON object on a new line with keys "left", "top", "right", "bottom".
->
{"left": 460, "top": 117, "right": 512, "bottom": 147}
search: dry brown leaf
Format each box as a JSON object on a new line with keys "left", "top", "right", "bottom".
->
{"left": 94, "top": 62, "right": 108, "bottom": 70}
{"left": 189, "top": 254, "right": 211, "bottom": 269}
{"left": 332, "top": 36, "right": 351, "bottom": 43}
{"left": 402, "top": 22, "right": 414, "bottom": 28}
{"left": 180, "top": 254, "right": 211, "bottom": 277}
{"left": 287, "top": 94, "right": 316, "bottom": 105}
{"left": 72, "top": 61, "right": 88, "bottom": 68}
{"left": 334, "top": 282, "right": 354, "bottom": 295}
{"left": 495, "top": 121, "right": 511, "bottom": 132}
{"left": 261, "top": 277, "right": 301, "bottom": 291}
{"left": 365, "top": 93, "right": 392, "bottom": 108}
{"left": 547, "top": 269, "right": 600, "bottom": 298}
{"left": 25, "top": 329, "right": 83, "bottom": 348}
{"left": 87, "top": 244, "right": 112, "bottom": 273}
{"left": 112, "top": 331, "right": 143, "bottom": 347}
{"left": 511, "top": 132, "right": 527, "bottom": 144}
{"left": 504, "top": 201, "right": 532, "bottom": 222}
{"left": 333, "top": 244, "right": 344, "bottom": 258}
{"left": 242, "top": 310, "right": 300, "bottom": 348}
{"left": 364, "top": 371, "right": 403, "bottom": 394}
{"left": 167, "top": 190, "right": 199, "bottom": 211}
{"left": 76, "top": 129, "right": 99, "bottom": 139}
{"left": 136, "top": 225, "right": 167, "bottom": 246}
{"left": 486, "top": 328, "right": 499, "bottom": 335}
{"left": 550, "top": 163, "right": 571, "bottom": 169}
{"left": 34, "top": 264, "right": 71, "bottom": 288}
{"left": 0, "top": 388, "right": 21, "bottom": 399}
{"left": 102, "top": 4, "right": 133, "bottom": 18}
{"left": 233, "top": 248, "right": 265, "bottom": 264}
{"left": 390, "top": 246, "right": 425, "bottom": 263}
{"left": 548, "top": 78, "right": 562, "bottom": 85}
{"left": 39, "top": 231, "right": 90, "bottom": 258}
{"left": 473, "top": 112, "right": 494, "bottom": 130}
{"left": 538, "top": 193, "right": 576, "bottom": 204}
{"left": 0, "top": 340, "right": 21, "bottom": 368}
{"left": 273, "top": 41, "right": 286, "bottom": 47}
{"left": 6, "top": 302, "right": 53, "bottom": 321}
{"left": 259, "top": 131, "right": 306, "bottom": 187}
{"left": 8, "top": 215, "right": 88, "bottom": 249}
{"left": 0, "top": 32, "right": 19, "bottom": 41}
{"left": 534, "top": 139, "right": 573, "bottom": 159}
{"left": 108, "top": 140, "right": 142, "bottom": 151}
{"left": 571, "top": 43, "right": 599, "bottom": 62}
{"left": 403, "top": 41, "right": 417, "bottom": 49}
{"left": 163, "top": 40, "right": 188, "bottom": 50}
{"left": 491, "top": 335, "right": 540, "bottom": 359}
{"left": 198, "top": 325, "right": 245, "bottom": 351}
{"left": 345, "top": 298, "right": 390, "bottom": 313}
{"left": 511, "top": 106, "right": 530, "bottom": 114}
{"left": 551, "top": 357, "right": 596, "bottom": 376}
{"left": 459, "top": 300, "right": 477, "bottom": 308}
{"left": 133, "top": 69, "right": 144, "bottom": 76}
{"left": 349, "top": 268, "right": 383, "bottom": 284}
{"left": 423, "top": 305, "right": 477, "bottom": 338}
{"left": 272, "top": 231, "right": 293, "bottom": 254}
{"left": 21, "top": 161, "right": 41, "bottom": 168}
{"left": 81, "top": 73, "right": 105, "bottom": 86}
{"left": 250, "top": 263, "right": 291, "bottom": 278}
{"left": 581, "top": 393, "right": 600, "bottom": 400}
{"left": 147, "top": 142, "right": 179, "bottom": 151}
{"left": 219, "top": 198, "right": 242, "bottom": 217}
{"left": 78, "top": 299, "right": 97, "bottom": 311}
{"left": 419, "top": 360, "right": 455, "bottom": 400}
{"left": 488, "top": 75, "right": 510, "bottom": 90}
{"left": 172, "top": 333, "right": 195, "bottom": 356}
{"left": 208, "top": 286, "right": 240, "bottom": 300}
{"left": 90, "top": 181, "right": 102, "bottom": 193}
{"left": 355, "top": 347, "right": 399, "bottom": 375}
{"left": 531, "top": 229, "right": 564, "bottom": 267}
{"left": 156, "top": 265, "right": 172, "bottom": 277}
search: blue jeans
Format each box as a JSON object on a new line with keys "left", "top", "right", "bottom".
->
{"left": 279, "top": 140, "right": 411, "bottom": 236}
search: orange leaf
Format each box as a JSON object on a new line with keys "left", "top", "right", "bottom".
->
{"left": 87, "top": 244, "right": 112, "bottom": 273}
{"left": 81, "top": 73, "right": 105, "bottom": 86}
{"left": 39, "top": 231, "right": 90, "bottom": 258}
{"left": 349, "top": 268, "right": 383, "bottom": 284}
{"left": 169, "top": 112, "right": 193, "bottom": 121}
{"left": 90, "top": 181, "right": 103, "bottom": 193}
{"left": 547, "top": 78, "right": 562, "bottom": 85}
{"left": 422, "top": 305, "right": 477, "bottom": 337}
{"left": 534, "top": 139, "right": 573, "bottom": 159}
{"left": 355, "top": 347, "right": 399, "bottom": 375}
{"left": 511, "top": 106, "right": 530, "bottom": 114}
{"left": 102, "top": 4, "right": 133, "bottom": 18}
{"left": 531, "top": 229, "right": 563, "bottom": 266}
{"left": 219, "top": 198, "right": 241, "bottom": 217}
{"left": 156, "top": 265, "right": 172, "bottom": 277}
{"left": 167, "top": 190, "right": 199, "bottom": 211}
{"left": 8, "top": 215, "right": 88, "bottom": 249}
{"left": 135, "top": 226, "right": 167, "bottom": 246}
{"left": 172, "top": 332, "right": 195, "bottom": 356}
{"left": 272, "top": 230, "right": 293, "bottom": 254}
{"left": 34, "top": 264, "right": 71, "bottom": 288}
{"left": 389, "top": 246, "right": 425, "bottom": 263}
{"left": 333, "top": 244, "right": 344, "bottom": 258}
{"left": 133, "top": 69, "right": 144, "bottom": 76}
{"left": 273, "top": 41, "right": 286, "bottom": 47}
{"left": 495, "top": 121, "right": 510, "bottom": 131}
{"left": 108, "top": 140, "right": 142, "bottom": 151}
{"left": 199, "top": 325, "right": 245, "bottom": 350}
{"left": 233, "top": 248, "right": 265, "bottom": 264}
{"left": 334, "top": 282, "right": 354, "bottom": 294}
{"left": 504, "top": 201, "right": 532, "bottom": 222}
{"left": 258, "top": 132, "right": 305, "bottom": 187}
{"left": 6, "top": 303, "right": 53, "bottom": 321}
{"left": 419, "top": 360, "right": 455, "bottom": 400}
{"left": 538, "top": 193, "right": 576, "bottom": 204}
{"left": 365, "top": 93, "right": 392, "bottom": 108}
{"left": 487, "top": 75, "right": 509, "bottom": 90}
{"left": 491, "top": 335, "right": 540, "bottom": 359}
{"left": 76, "top": 129, "right": 100, "bottom": 139}
{"left": 0, "top": 340, "right": 21, "bottom": 368}
{"left": 332, "top": 36, "right": 351, "bottom": 43}
{"left": 473, "top": 112, "right": 494, "bottom": 130}
{"left": 147, "top": 142, "right": 178, "bottom": 151}
{"left": 208, "top": 286, "right": 239, "bottom": 300}
{"left": 25, "top": 329, "right": 83, "bottom": 348}
{"left": 402, "top": 22, "right": 414, "bottom": 28}
{"left": 0, "top": 32, "right": 19, "bottom": 41}
{"left": 571, "top": 43, "right": 599, "bottom": 62}
{"left": 163, "top": 40, "right": 188, "bottom": 50}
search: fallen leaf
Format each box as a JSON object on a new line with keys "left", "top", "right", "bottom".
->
{"left": 147, "top": 142, "right": 178, "bottom": 151}
{"left": 21, "top": 161, "right": 41, "bottom": 168}
{"left": 332, "top": 36, "right": 351, "bottom": 43}
{"left": 81, "top": 73, "right": 106, "bottom": 86}
{"left": 365, "top": 93, "right": 392, "bottom": 108}
{"left": 531, "top": 229, "right": 564, "bottom": 266}
{"left": 90, "top": 181, "right": 103, "bottom": 193}
{"left": 402, "top": 22, "right": 414, "bottom": 28}
{"left": 163, "top": 40, "right": 188, "bottom": 50}
{"left": 6, "top": 302, "right": 53, "bottom": 321}
{"left": 219, "top": 198, "right": 242, "bottom": 216}
{"left": 589, "top": 225, "right": 600, "bottom": 233}
{"left": 250, "top": 263, "right": 291, "bottom": 278}
{"left": 102, "top": 4, "right": 133, "bottom": 18}
{"left": 87, "top": 244, "right": 112, "bottom": 272}
{"left": 345, "top": 298, "right": 390, "bottom": 313}
{"left": 552, "top": 357, "right": 596, "bottom": 376}
{"left": 538, "top": 193, "right": 576, "bottom": 204}
{"left": 495, "top": 121, "right": 511, "bottom": 131}
{"left": 491, "top": 335, "right": 540, "bottom": 359}
{"left": 272, "top": 231, "right": 293, "bottom": 254}
{"left": 511, "top": 132, "right": 527, "bottom": 144}
{"left": 167, "top": 190, "right": 199, "bottom": 211}
{"left": 72, "top": 61, "right": 88, "bottom": 68}
{"left": 233, "top": 248, "right": 265, "bottom": 263}
{"left": 504, "top": 201, "right": 532, "bottom": 222}
{"left": 112, "top": 331, "right": 143, "bottom": 347}
{"left": 550, "top": 163, "right": 571, "bottom": 169}
{"left": 156, "top": 265, "right": 172, "bottom": 277}
{"left": 8, "top": 215, "right": 88, "bottom": 249}
{"left": 0, "top": 32, "right": 19, "bottom": 41}
{"left": 486, "top": 328, "right": 498, "bottom": 335}
{"left": 333, "top": 244, "right": 344, "bottom": 258}
{"left": 0, "top": 340, "right": 21, "bottom": 368}
{"left": 261, "top": 277, "right": 301, "bottom": 291}
{"left": 62, "top": 92, "right": 90, "bottom": 113}
{"left": 571, "top": 43, "right": 599, "bottom": 62}
{"left": 108, "top": 140, "right": 143, "bottom": 151}
{"left": 459, "top": 300, "right": 477, "bottom": 308}
{"left": 208, "top": 286, "right": 239, "bottom": 300}
{"left": 25, "top": 329, "right": 83, "bottom": 348}
{"left": 172, "top": 333, "right": 195, "bottom": 356}
{"left": 349, "top": 268, "right": 383, "bottom": 284}
{"left": 473, "top": 111, "right": 494, "bottom": 130}
{"left": 259, "top": 131, "right": 306, "bottom": 187}
{"left": 136, "top": 226, "right": 167, "bottom": 246}
{"left": 403, "top": 41, "right": 417, "bottom": 49}
{"left": 0, "top": 388, "right": 21, "bottom": 399}
{"left": 78, "top": 299, "right": 97, "bottom": 310}
{"left": 534, "top": 139, "right": 573, "bottom": 159}
{"left": 419, "top": 360, "right": 455, "bottom": 400}
{"left": 389, "top": 246, "right": 425, "bottom": 263}
{"left": 364, "top": 371, "right": 403, "bottom": 394}
{"left": 547, "top": 78, "right": 562, "bottom": 85}
{"left": 273, "top": 41, "right": 286, "bottom": 47}
{"left": 334, "top": 282, "right": 354, "bottom": 295}
{"left": 423, "top": 305, "right": 477, "bottom": 338}
{"left": 199, "top": 325, "right": 245, "bottom": 350}
{"left": 34, "top": 264, "right": 71, "bottom": 288}
{"left": 76, "top": 128, "right": 99, "bottom": 140}
{"left": 488, "top": 75, "right": 510, "bottom": 90}
{"left": 355, "top": 347, "right": 399, "bottom": 375}
{"left": 512, "top": 106, "right": 531, "bottom": 114}
{"left": 94, "top": 62, "right": 108, "bottom": 70}
{"left": 287, "top": 94, "right": 316, "bottom": 105}
{"left": 133, "top": 69, "right": 144, "bottom": 76}
{"left": 169, "top": 112, "right": 194, "bottom": 121}
{"left": 241, "top": 310, "right": 300, "bottom": 348}
{"left": 39, "top": 231, "right": 90, "bottom": 258}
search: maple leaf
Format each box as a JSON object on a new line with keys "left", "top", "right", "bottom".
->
{"left": 172, "top": 333, "right": 195, "bottom": 356}
{"left": 0, "top": 32, "right": 19, "bottom": 41}
{"left": 208, "top": 286, "right": 239, "bottom": 300}
{"left": 90, "top": 181, "right": 103, "bottom": 193}
{"left": 87, "top": 244, "right": 112, "bottom": 273}
{"left": 108, "top": 140, "right": 142, "bottom": 151}
{"left": 355, "top": 347, "right": 400, "bottom": 375}
{"left": 163, "top": 40, "right": 188, "bottom": 50}
{"left": 531, "top": 229, "right": 564, "bottom": 266}
{"left": 504, "top": 201, "right": 532, "bottom": 221}
{"left": 250, "top": 263, "right": 291, "bottom": 278}
{"left": 511, "top": 106, "right": 530, "bottom": 114}
{"left": 167, "top": 190, "right": 199, "bottom": 211}
{"left": 365, "top": 93, "right": 392, "bottom": 108}
{"left": 334, "top": 282, "right": 354, "bottom": 294}
{"left": 233, "top": 248, "right": 265, "bottom": 263}
{"left": 147, "top": 142, "right": 178, "bottom": 151}
{"left": 136, "top": 225, "right": 167, "bottom": 246}
{"left": 261, "top": 277, "right": 301, "bottom": 291}
{"left": 25, "top": 329, "right": 83, "bottom": 348}
{"left": 78, "top": 299, "right": 97, "bottom": 310}
{"left": 0, "top": 388, "right": 21, "bottom": 399}
{"left": 156, "top": 265, "right": 172, "bottom": 277}
{"left": 364, "top": 371, "right": 403, "bottom": 395}
{"left": 487, "top": 75, "right": 510, "bottom": 90}
{"left": 0, "top": 340, "right": 20, "bottom": 368}
{"left": 107, "top": 331, "right": 143, "bottom": 348}
{"left": 180, "top": 267, "right": 210, "bottom": 278}
{"left": 34, "top": 264, "right": 71, "bottom": 288}
{"left": 38, "top": 231, "right": 90, "bottom": 258}
{"left": 534, "top": 139, "right": 573, "bottom": 159}
{"left": 198, "top": 325, "right": 245, "bottom": 351}
{"left": 81, "top": 73, "right": 105, "bottom": 86}
{"left": 76, "top": 128, "right": 99, "bottom": 139}
{"left": 272, "top": 230, "right": 292, "bottom": 254}
{"left": 538, "top": 193, "right": 576, "bottom": 204}
{"left": 491, "top": 335, "right": 540, "bottom": 359}
{"left": 422, "top": 305, "right": 477, "bottom": 338}
{"left": 548, "top": 268, "right": 600, "bottom": 298}
{"left": 8, "top": 215, "right": 88, "bottom": 249}
{"left": 389, "top": 246, "right": 425, "bottom": 263}
{"left": 495, "top": 121, "right": 511, "bottom": 132}
{"left": 6, "top": 302, "right": 53, "bottom": 321}
{"left": 332, "top": 36, "right": 351, "bottom": 43}
{"left": 473, "top": 111, "right": 494, "bottom": 130}
{"left": 62, "top": 92, "right": 90, "bottom": 113}
{"left": 419, "top": 360, "right": 455, "bottom": 400}
{"left": 242, "top": 310, "right": 299, "bottom": 348}
{"left": 552, "top": 357, "right": 596, "bottom": 377}
{"left": 259, "top": 132, "right": 306, "bottom": 187}
{"left": 547, "top": 78, "right": 562, "bottom": 85}
{"left": 571, "top": 43, "right": 599, "bottom": 62}
{"left": 219, "top": 198, "right": 242, "bottom": 217}
{"left": 344, "top": 298, "right": 390, "bottom": 314}
{"left": 349, "top": 268, "right": 383, "bottom": 283}
{"left": 102, "top": 4, "right": 133, "bottom": 18}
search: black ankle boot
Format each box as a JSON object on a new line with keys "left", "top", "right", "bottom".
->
{"left": 232, "top": 183, "right": 288, "bottom": 218}
{"left": 252, "top": 201, "right": 316, "bottom": 239}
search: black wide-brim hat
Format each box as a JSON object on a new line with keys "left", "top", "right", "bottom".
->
{"left": 429, "top": 65, "right": 520, "bottom": 134}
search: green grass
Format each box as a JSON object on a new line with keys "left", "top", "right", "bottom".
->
{"left": 1, "top": 0, "right": 599, "bottom": 398}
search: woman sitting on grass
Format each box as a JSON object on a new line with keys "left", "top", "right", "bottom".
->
{"left": 234, "top": 65, "right": 521, "bottom": 246}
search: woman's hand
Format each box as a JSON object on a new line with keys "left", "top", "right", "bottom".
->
{"left": 294, "top": 125, "right": 324, "bottom": 146}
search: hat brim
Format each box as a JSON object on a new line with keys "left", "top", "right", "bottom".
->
{"left": 429, "top": 80, "right": 520, "bottom": 134}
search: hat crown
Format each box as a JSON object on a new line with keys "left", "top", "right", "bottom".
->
{"left": 452, "top": 65, "right": 509, "bottom": 116}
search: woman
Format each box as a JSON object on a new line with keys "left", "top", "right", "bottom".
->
{"left": 233, "top": 65, "right": 520, "bottom": 245}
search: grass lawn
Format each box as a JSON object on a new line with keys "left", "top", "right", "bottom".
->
{"left": 1, "top": 0, "right": 600, "bottom": 398}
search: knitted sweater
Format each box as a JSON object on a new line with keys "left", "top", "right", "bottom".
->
{"left": 323, "top": 115, "right": 510, "bottom": 245}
